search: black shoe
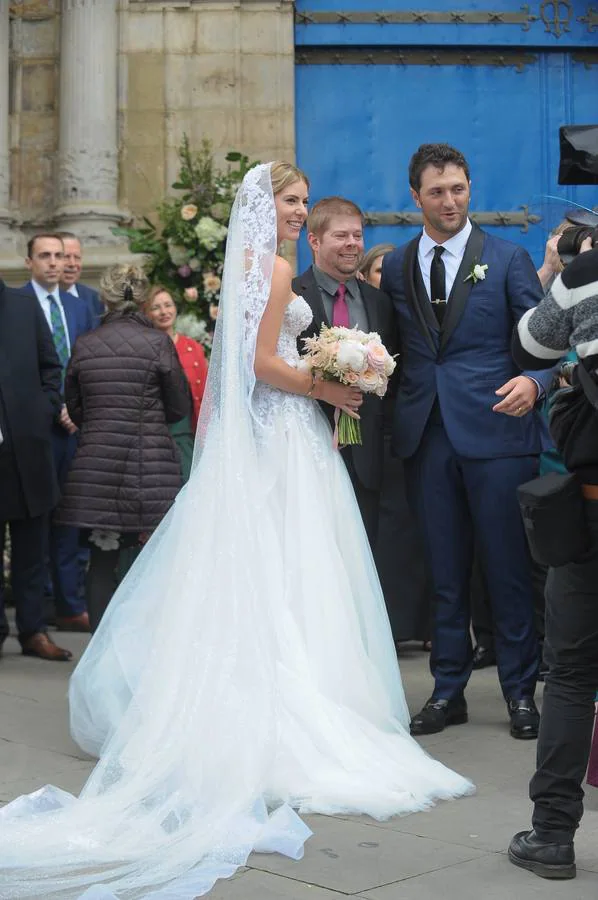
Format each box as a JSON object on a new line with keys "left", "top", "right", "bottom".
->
{"left": 472, "top": 645, "right": 496, "bottom": 669}
{"left": 410, "top": 696, "right": 468, "bottom": 736}
{"left": 508, "top": 830, "right": 575, "bottom": 879}
{"left": 507, "top": 696, "right": 540, "bottom": 740}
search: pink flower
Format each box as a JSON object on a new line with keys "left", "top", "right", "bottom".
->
{"left": 178, "top": 265, "right": 191, "bottom": 278}
{"left": 184, "top": 287, "right": 198, "bottom": 302}
{"left": 367, "top": 342, "right": 388, "bottom": 374}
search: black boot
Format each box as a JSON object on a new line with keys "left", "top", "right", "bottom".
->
{"left": 508, "top": 830, "right": 575, "bottom": 879}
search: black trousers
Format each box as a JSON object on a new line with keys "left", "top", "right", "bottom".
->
{"left": 86, "top": 547, "right": 119, "bottom": 633}
{"left": 0, "top": 514, "right": 47, "bottom": 642}
{"left": 530, "top": 498, "right": 598, "bottom": 843}
{"left": 341, "top": 448, "right": 380, "bottom": 548}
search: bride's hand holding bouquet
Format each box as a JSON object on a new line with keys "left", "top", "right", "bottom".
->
{"left": 302, "top": 325, "right": 396, "bottom": 446}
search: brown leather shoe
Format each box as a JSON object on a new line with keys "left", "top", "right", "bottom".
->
{"left": 21, "top": 632, "right": 73, "bottom": 661}
{"left": 55, "top": 612, "right": 90, "bottom": 633}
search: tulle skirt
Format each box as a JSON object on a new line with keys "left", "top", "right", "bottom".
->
{"left": 0, "top": 397, "right": 473, "bottom": 899}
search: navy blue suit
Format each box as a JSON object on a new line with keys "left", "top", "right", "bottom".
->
{"left": 381, "top": 223, "right": 553, "bottom": 703}
{"left": 22, "top": 282, "right": 94, "bottom": 619}
{"left": 72, "top": 282, "right": 104, "bottom": 327}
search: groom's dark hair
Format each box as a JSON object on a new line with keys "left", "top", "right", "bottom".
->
{"left": 409, "top": 144, "right": 470, "bottom": 192}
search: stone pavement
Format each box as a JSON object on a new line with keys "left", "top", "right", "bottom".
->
{"left": 1, "top": 632, "right": 596, "bottom": 899}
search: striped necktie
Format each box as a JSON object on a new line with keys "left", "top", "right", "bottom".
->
{"left": 48, "top": 295, "right": 69, "bottom": 376}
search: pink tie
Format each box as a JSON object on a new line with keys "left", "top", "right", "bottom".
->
{"left": 332, "top": 283, "right": 350, "bottom": 327}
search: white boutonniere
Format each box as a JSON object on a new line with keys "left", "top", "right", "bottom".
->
{"left": 464, "top": 261, "right": 488, "bottom": 284}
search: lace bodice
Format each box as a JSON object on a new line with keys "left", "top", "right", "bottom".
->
{"left": 251, "top": 296, "right": 329, "bottom": 462}
{"left": 276, "top": 295, "right": 314, "bottom": 364}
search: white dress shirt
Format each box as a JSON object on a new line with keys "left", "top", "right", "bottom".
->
{"left": 67, "top": 284, "right": 79, "bottom": 297}
{"left": 30, "top": 279, "right": 71, "bottom": 355}
{"left": 418, "top": 218, "right": 472, "bottom": 302}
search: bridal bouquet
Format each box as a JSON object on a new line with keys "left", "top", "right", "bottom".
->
{"left": 302, "top": 325, "right": 396, "bottom": 445}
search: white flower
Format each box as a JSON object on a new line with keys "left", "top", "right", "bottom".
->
{"left": 167, "top": 241, "right": 189, "bottom": 267}
{"left": 194, "top": 217, "right": 228, "bottom": 251}
{"left": 89, "top": 529, "right": 120, "bottom": 551}
{"left": 176, "top": 313, "right": 212, "bottom": 349}
{"left": 336, "top": 340, "right": 368, "bottom": 373}
{"left": 473, "top": 264, "right": 488, "bottom": 281}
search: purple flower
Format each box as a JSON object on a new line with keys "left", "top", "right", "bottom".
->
{"left": 178, "top": 265, "right": 192, "bottom": 278}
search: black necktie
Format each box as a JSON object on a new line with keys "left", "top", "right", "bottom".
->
{"left": 430, "top": 245, "right": 447, "bottom": 326}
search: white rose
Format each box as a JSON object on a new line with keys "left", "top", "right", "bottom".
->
{"left": 473, "top": 264, "right": 488, "bottom": 280}
{"left": 336, "top": 341, "right": 368, "bottom": 373}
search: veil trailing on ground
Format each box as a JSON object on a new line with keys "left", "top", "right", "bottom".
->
{"left": 0, "top": 163, "right": 311, "bottom": 898}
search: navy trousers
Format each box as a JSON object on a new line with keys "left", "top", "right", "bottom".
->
{"left": 404, "top": 417, "right": 539, "bottom": 702}
{"left": 50, "top": 428, "right": 86, "bottom": 617}
{"left": 0, "top": 514, "right": 47, "bottom": 642}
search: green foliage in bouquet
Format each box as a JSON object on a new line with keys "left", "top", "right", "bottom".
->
{"left": 113, "top": 136, "right": 258, "bottom": 351}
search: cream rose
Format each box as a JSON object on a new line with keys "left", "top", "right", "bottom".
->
{"left": 181, "top": 204, "right": 198, "bottom": 221}
{"left": 473, "top": 263, "right": 488, "bottom": 280}
{"left": 203, "top": 272, "right": 222, "bottom": 294}
{"left": 357, "top": 369, "right": 382, "bottom": 392}
{"left": 184, "top": 287, "right": 198, "bottom": 302}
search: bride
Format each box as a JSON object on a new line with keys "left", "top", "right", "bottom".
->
{"left": 0, "top": 162, "right": 473, "bottom": 899}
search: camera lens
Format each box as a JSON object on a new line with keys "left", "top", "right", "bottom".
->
{"left": 557, "top": 225, "right": 594, "bottom": 262}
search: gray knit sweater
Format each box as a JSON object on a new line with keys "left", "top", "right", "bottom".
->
{"left": 514, "top": 247, "right": 598, "bottom": 367}
{"left": 512, "top": 247, "right": 598, "bottom": 482}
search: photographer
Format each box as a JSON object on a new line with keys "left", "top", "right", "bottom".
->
{"left": 508, "top": 230, "right": 598, "bottom": 880}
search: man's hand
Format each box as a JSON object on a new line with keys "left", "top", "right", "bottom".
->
{"left": 537, "top": 235, "right": 562, "bottom": 289}
{"left": 59, "top": 404, "right": 78, "bottom": 434}
{"left": 492, "top": 376, "right": 539, "bottom": 417}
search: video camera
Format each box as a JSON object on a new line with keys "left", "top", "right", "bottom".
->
{"left": 557, "top": 125, "right": 598, "bottom": 264}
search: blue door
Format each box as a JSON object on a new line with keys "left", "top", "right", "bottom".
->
{"left": 294, "top": 1, "right": 598, "bottom": 270}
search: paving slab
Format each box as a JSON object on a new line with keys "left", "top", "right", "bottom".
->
{"left": 1, "top": 631, "right": 597, "bottom": 897}
{"left": 250, "top": 813, "right": 486, "bottom": 893}
{"left": 359, "top": 852, "right": 598, "bottom": 900}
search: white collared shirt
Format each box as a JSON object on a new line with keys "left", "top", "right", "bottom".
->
{"left": 67, "top": 284, "right": 79, "bottom": 298}
{"left": 418, "top": 218, "right": 473, "bottom": 303}
{"left": 30, "top": 279, "right": 71, "bottom": 355}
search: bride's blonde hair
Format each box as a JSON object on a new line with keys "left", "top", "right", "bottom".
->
{"left": 270, "top": 161, "right": 309, "bottom": 195}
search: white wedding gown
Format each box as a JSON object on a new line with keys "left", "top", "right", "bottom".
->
{"left": 0, "top": 294, "right": 472, "bottom": 899}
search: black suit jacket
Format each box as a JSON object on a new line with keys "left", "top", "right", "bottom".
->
{"left": 0, "top": 279, "right": 62, "bottom": 519}
{"left": 292, "top": 266, "right": 397, "bottom": 491}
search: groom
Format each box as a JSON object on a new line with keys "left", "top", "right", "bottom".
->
{"left": 293, "top": 197, "right": 396, "bottom": 546}
{"left": 381, "top": 144, "right": 553, "bottom": 739}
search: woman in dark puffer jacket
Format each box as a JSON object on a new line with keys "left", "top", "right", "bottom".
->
{"left": 56, "top": 264, "right": 190, "bottom": 631}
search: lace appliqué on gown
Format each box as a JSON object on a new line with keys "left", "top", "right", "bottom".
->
{"left": 252, "top": 296, "right": 330, "bottom": 466}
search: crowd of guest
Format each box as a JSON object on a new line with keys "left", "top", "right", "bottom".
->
{"left": 0, "top": 234, "right": 208, "bottom": 657}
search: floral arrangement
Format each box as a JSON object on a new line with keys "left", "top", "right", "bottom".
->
{"left": 113, "top": 136, "right": 259, "bottom": 352}
{"left": 301, "top": 326, "right": 397, "bottom": 445}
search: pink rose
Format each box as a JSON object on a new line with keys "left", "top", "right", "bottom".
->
{"left": 184, "top": 287, "right": 198, "bottom": 302}
{"left": 344, "top": 371, "right": 360, "bottom": 385}
{"left": 367, "top": 342, "right": 388, "bottom": 374}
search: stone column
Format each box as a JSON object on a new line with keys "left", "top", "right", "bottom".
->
{"left": 0, "top": 0, "right": 14, "bottom": 252}
{"left": 55, "top": 0, "right": 128, "bottom": 244}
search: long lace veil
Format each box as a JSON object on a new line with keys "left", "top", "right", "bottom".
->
{"left": 0, "top": 162, "right": 311, "bottom": 899}
{"left": 193, "top": 161, "right": 277, "bottom": 464}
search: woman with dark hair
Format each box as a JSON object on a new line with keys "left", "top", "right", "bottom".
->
{"left": 55, "top": 264, "right": 190, "bottom": 631}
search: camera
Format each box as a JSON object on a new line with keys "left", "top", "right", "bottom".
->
{"left": 556, "top": 126, "right": 598, "bottom": 263}
{"left": 557, "top": 219, "right": 598, "bottom": 264}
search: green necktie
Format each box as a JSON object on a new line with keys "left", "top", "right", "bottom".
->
{"left": 48, "top": 295, "right": 69, "bottom": 379}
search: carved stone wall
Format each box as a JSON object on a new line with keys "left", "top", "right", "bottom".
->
{"left": 2, "top": 0, "right": 296, "bottom": 282}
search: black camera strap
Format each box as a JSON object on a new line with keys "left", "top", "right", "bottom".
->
{"left": 577, "top": 360, "right": 598, "bottom": 411}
